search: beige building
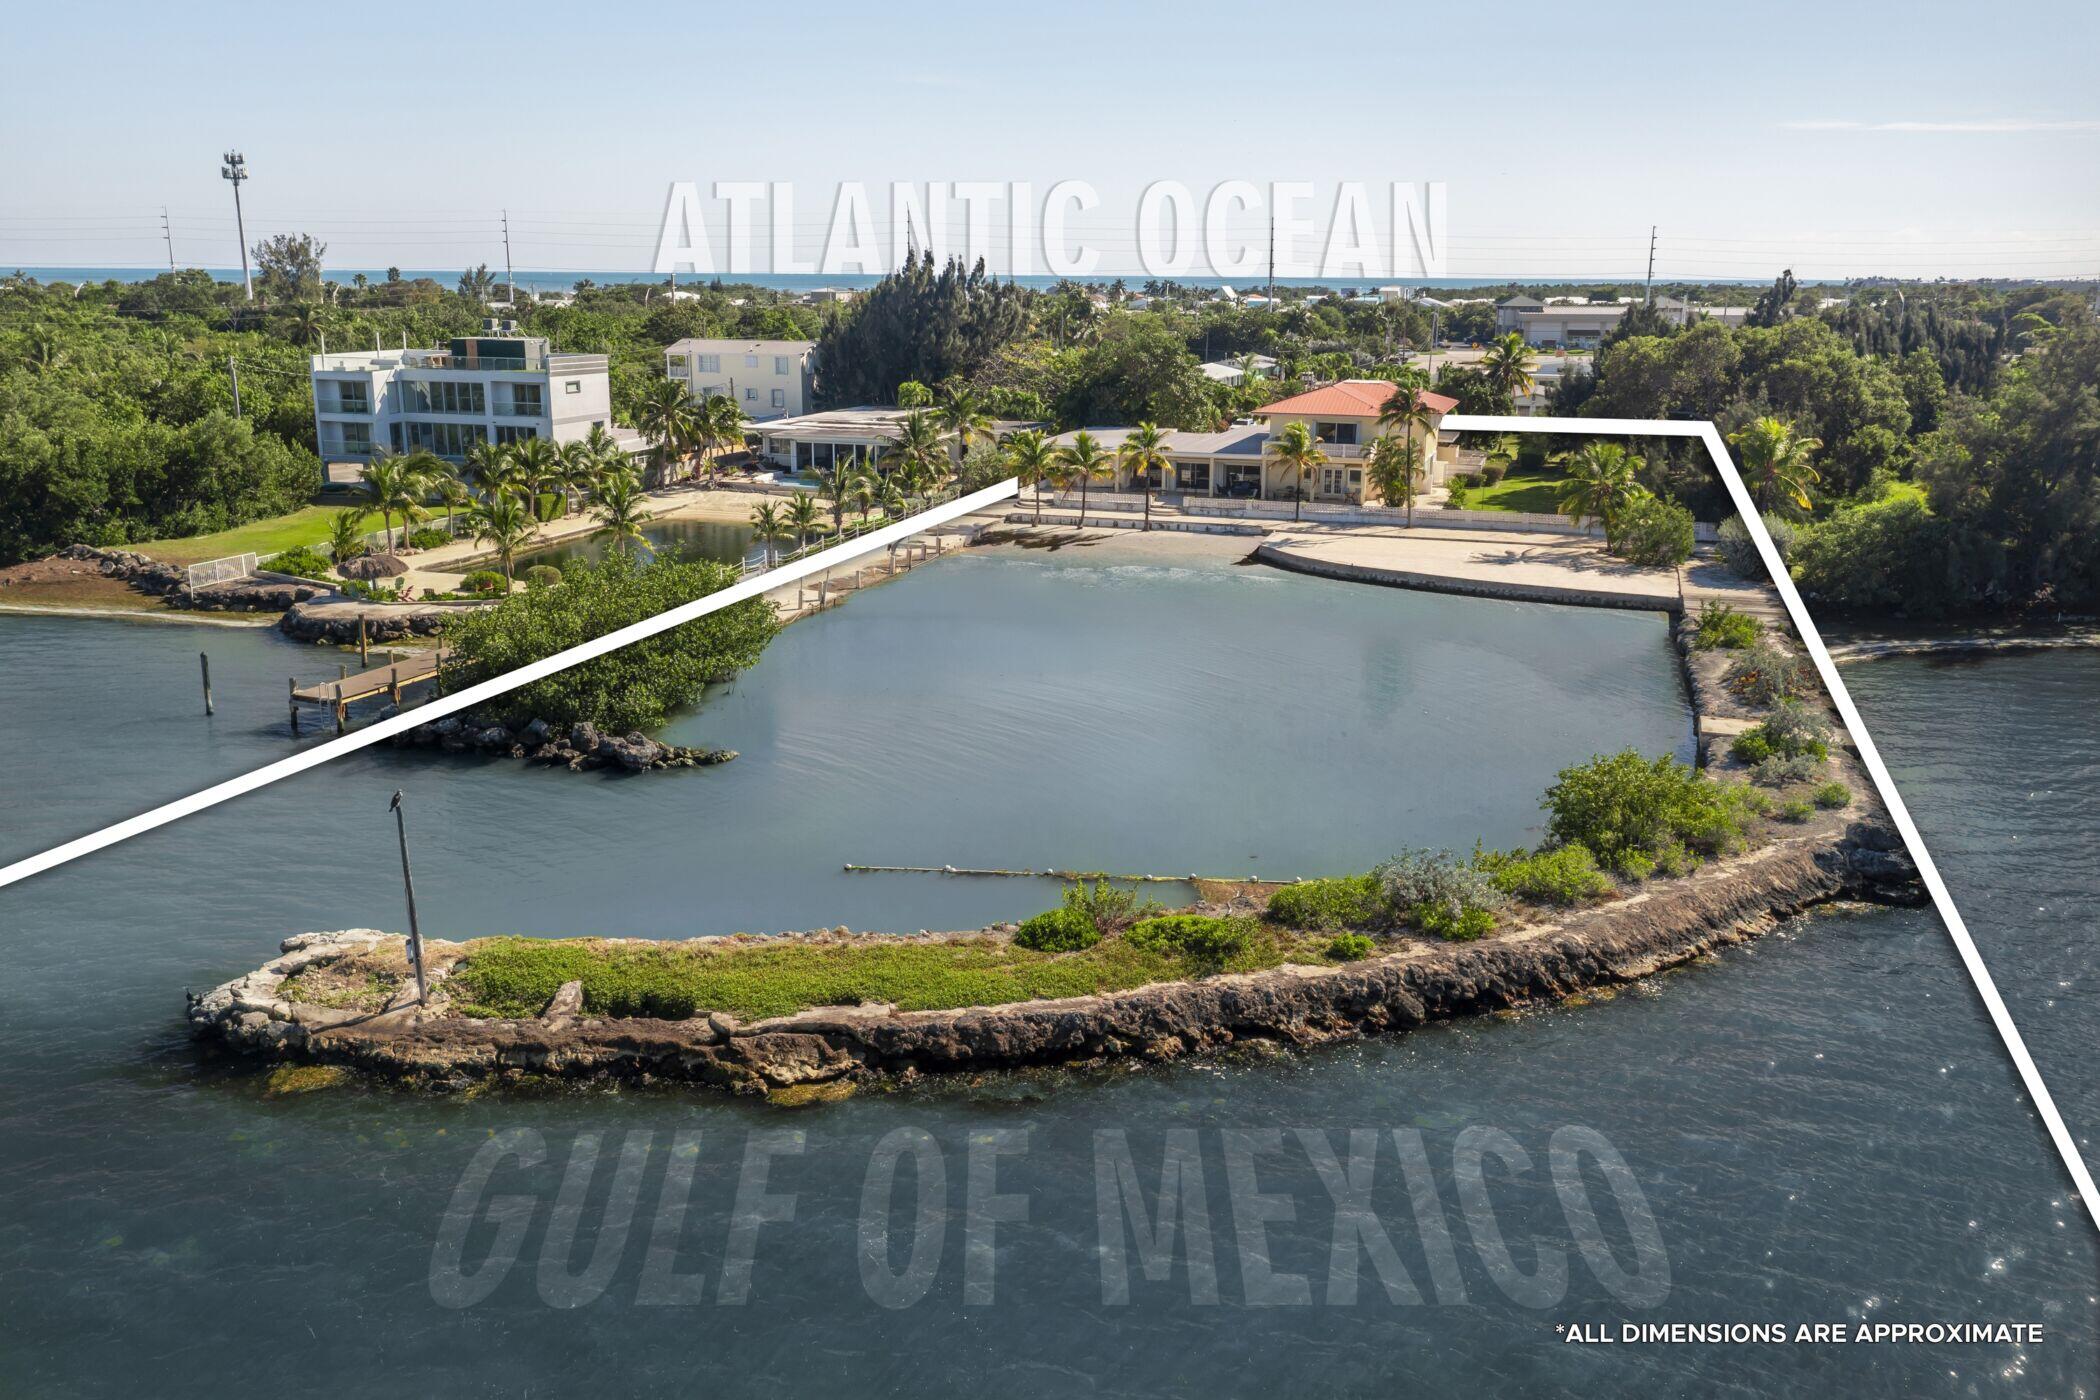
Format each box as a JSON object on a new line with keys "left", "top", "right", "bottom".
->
{"left": 1051, "top": 380, "right": 1457, "bottom": 506}
{"left": 663, "top": 338, "right": 816, "bottom": 421}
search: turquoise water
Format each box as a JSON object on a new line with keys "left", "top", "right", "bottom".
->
{"left": 0, "top": 548, "right": 2089, "bottom": 1395}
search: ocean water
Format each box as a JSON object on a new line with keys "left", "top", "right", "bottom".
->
{"left": 0, "top": 547, "right": 2090, "bottom": 1396}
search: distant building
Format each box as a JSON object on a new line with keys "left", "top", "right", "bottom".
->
{"left": 663, "top": 338, "right": 817, "bottom": 421}
{"left": 309, "top": 322, "right": 623, "bottom": 468}
{"left": 1197, "top": 353, "right": 1279, "bottom": 385}
{"left": 1496, "top": 295, "right": 1752, "bottom": 347}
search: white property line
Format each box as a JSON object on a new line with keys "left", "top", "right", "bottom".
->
{"left": 1450, "top": 412, "right": 2100, "bottom": 1234}
{"left": 0, "top": 478, "right": 1016, "bottom": 891}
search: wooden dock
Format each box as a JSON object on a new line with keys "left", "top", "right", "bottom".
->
{"left": 289, "top": 647, "right": 442, "bottom": 732}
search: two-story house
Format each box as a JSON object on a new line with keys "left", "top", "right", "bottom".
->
{"left": 663, "top": 339, "right": 816, "bottom": 421}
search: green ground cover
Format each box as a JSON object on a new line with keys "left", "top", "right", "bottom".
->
{"left": 137, "top": 502, "right": 363, "bottom": 564}
{"left": 1461, "top": 464, "right": 1566, "bottom": 514}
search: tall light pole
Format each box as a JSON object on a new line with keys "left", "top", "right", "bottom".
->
{"left": 388, "top": 791, "right": 429, "bottom": 1005}
{"left": 221, "top": 150, "right": 252, "bottom": 302}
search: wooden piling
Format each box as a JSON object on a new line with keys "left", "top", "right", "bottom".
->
{"left": 389, "top": 665, "right": 401, "bottom": 703}
{"left": 288, "top": 677, "right": 299, "bottom": 733}
{"left": 199, "top": 653, "right": 214, "bottom": 716}
{"left": 357, "top": 615, "right": 369, "bottom": 665}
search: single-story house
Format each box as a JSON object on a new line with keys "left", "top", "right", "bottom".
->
{"left": 1196, "top": 353, "right": 1279, "bottom": 385}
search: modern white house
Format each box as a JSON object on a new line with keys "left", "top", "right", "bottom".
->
{"left": 664, "top": 338, "right": 817, "bottom": 420}
{"left": 309, "top": 324, "right": 624, "bottom": 470}
{"left": 1050, "top": 381, "right": 1459, "bottom": 505}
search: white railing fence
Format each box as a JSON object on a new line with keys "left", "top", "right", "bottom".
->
{"left": 186, "top": 553, "right": 259, "bottom": 591}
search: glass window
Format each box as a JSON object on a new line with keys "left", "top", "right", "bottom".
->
{"left": 744, "top": 387, "right": 757, "bottom": 401}
{"left": 667, "top": 355, "right": 687, "bottom": 371}
{"left": 564, "top": 380, "right": 581, "bottom": 395}
{"left": 696, "top": 355, "right": 720, "bottom": 372}
{"left": 774, "top": 356, "right": 790, "bottom": 374}
{"left": 771, "top": 388, "right": 785, "bottom": 408}
{"left": 745, "top": 354, "right": 759, "bottom": 368}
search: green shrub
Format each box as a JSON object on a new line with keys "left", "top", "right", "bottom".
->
{"left": 1452, "top": 471, "right": 1482, "bottom": 488}
{"left": 1013, "top": 906, "right": 1101, "bottom": 952}
{"left": 263, "top": 545, "right": 334, "bottom": 580}
{"left": 1266, "top": 874, "right": 1384, "bottom": 930}
{"left": 1061, "top": 879, "right": 1156, "bottom": 933}
{"left": 1479, "top": 461, "right": 1509, "bottom": 486}
{"left": 1725, "top": 637, "right": 1807, "bottom": 707}
{"left": 1608, "top": 495, "right": 1696, "bottom": 568}
{"left": 1692, "top": 600, "right": 1761, "bottom": 650}
{"left": 1375, "top": 849, "right": 1507, "bottom": 924}
{"left": 1413, "top": 903, "right": 1496, "bottom": 942}
{"left": 406, "top": 526, "right": 452, "bottom": 550}
{"left": 1715, "top": 512, "right": 1794, "bottom": 579}
{"left": 1324, "top": 933, "right": 1376, "bottom": 962}
{"left": 1542, "top": 750, "right": 1746, "bottom": 874}
{"left": 461, "top": 569, "right": 508, "bottom": 596}
{"left": 1125, "top": 914, "right": 1253, "bottom": 967}
{"left": 1650, "top": 840, "right": 1699, "bottom": 878}
{"left": 1477, "top": 843, "right": 1612, "bottom": 907}
{"left": 1731, "top": 700, "right": 1830, "bottom": 767}
{"left": 1751, "top": 754, "right": 1823, "bottom": 787}
{"left": 1778, "top": 799, "right": 1815, "bottom": 823}
{"left": 439, "top": 552, "right": 777, "bottom": 732}
{"left": 1812, "top": 781, "right": 1853, "bottom": 809}
{"left": 1445, "top": 481, "right": 1472, "bottom": 508}
{"left": 524, "top": 564, "right": 563, "bottom": 589}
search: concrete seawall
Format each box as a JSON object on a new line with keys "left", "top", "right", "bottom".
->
{"left": 1254, "top": 539, "right": 1683, "bottom": 613}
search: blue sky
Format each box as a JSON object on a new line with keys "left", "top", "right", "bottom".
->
{"left": 3, "top": 0, "right": 2096, "bottom": 279}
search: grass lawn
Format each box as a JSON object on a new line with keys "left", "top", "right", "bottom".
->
{"left": 1462, "top": 464, "right": 1567, "bottom": 514}
{"left": 137, "top": 502, "right": 369, "bottom": 565}
{"left": 440, "top": 925, "right": 1348, "bottom": 1023}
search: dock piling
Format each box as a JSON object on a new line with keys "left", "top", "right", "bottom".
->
{"left": 199, "top": 653, "right": 214, "bottom": 716}
{"left": 357, "top": 616, "right": 369, "bottom": 666}
{"left": 287, "top": 677, "right": 299, "bottom": 734}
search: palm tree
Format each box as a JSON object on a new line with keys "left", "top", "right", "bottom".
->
{"left": 326, "top": 507, "right": 367, "bottom": 566}
{"left": 1265, "top": 420, "right": 1327, "bottom": 522}
{"left": 935, "top": 386, "right": 994, "bottom": 469}
{"left": 1480, "top": 332, "right": 1538, "bottom": 408}
{"left": 364, "top": 453, "right": 431, "bottom": 552}
{"left": 1004, "top": 429, "right": 1058, "bottom": 525}
{"left": 1729, "top": 416, "right": 1822, "bottom": 514}
{"left": 468, "top": 439, "right": 531, "bottom": 514}
{"left": 696, "top": 393, "right": 749, "bottom": 486}
{"left": 1557, "top": 441, "right": 1646, "bottom": 532}
{"left": 847, "top": 467, "right": 879, "bottom": 526}
{"left": 749, "top": 501, "right": 793, "bottom": 566}
{"left": 1119, "top": 423, "right": 1173, "bottom": 531}
{"left": 589, "top": 472, "right": 652, "bottom": 556}
{"left": 1376, "top": 386, "right": 1438, "bottom": 527}
{"left": 811, "top": 459, "right": 858, "bottom": 533}
{"left": 510, "top": 435, "right": 564, "bottom": 522}
{"left": 785, "top": 492, "right": 822, "bottom": 551}
{"left": 464, "top": 490, "right": 533, "bottom": 585}
{"left": 1055, "top": 431, "right": 1115, "bottom": 527}
{"left": 636, "top": 378, "right": 698, "bottom": 484}
{"left": 887, "top": 411, "right": 949, "bottom": 496}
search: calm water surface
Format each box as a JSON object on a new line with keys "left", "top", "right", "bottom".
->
{"left": 509, "top": 517, "right": 760, "bottom": 576}
{"left": 0, "top": 546, "right": 2091, "bottom": 1396}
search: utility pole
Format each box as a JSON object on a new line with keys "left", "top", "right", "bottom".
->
{"left": 161, "top": 207, "right": 176, "bottom": 273}
{"left": 501, "top": 209, "right": 516, "bottom": 307}
{"left": 220, "top": 150, "right": 252, "bottom": 302}
{"left": 227, "top": 356, "right": 241, "bottom": 417}
{"left": 388, "top": 791, "right": 430, "bottom": 1006}
{"left": 1644, "top": 225, "right": 1657, "bottom": 306}
{"left": 1266, "top": 214, "right": 1275, "bottom": 308}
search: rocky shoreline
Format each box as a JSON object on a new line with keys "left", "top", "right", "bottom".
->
{"left": 388, "top": 714, "right": 734, "bottom": 772}
{"left": 50, "top": 544, "right": 330, "bottom": 613}
{"left": 188, "top": 819, "right": 1920, "bottom": 1095}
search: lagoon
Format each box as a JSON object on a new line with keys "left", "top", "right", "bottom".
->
{"left": 0, "top": 540, "right": 2088, "bottom": 1395}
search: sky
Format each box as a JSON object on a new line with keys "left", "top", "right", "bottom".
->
{"left": 2, "top": 0, "right": 2096, "bottom": 282}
